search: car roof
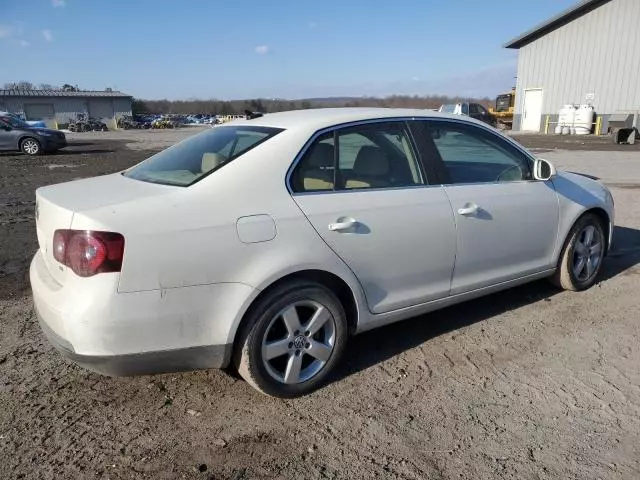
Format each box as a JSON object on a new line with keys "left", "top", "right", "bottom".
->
{"left": 230, "top": 107, "right": 473, "bottom": 130}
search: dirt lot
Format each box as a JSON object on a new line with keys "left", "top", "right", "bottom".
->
{"left": 1, "top": 129, "right": 639, "bottom": 480}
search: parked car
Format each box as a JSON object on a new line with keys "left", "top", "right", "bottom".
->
{"left": 0, "top": 114, "right": 67, "bottom": 155}
{"left": 31, "top": 108, "right": 614, "bottom": 397}
{"left": 439, "top": 102, "right": 497, "bottom": 127}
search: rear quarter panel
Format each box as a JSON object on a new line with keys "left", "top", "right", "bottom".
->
{"left": 70, "top": 127, "right": 368, "bottom": 314}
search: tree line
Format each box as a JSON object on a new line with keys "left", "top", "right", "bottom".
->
{"left": 134, "top": 95, "right": 492, "bottom": 116}
{"left": 1, "top": 81, "right": 491, "bottom": 115}
{"left": 3, "top": 81, "right": 102, "bottom": 92}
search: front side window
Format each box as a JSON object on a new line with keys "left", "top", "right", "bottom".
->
{"left": 291, "top": 122, "right": 424, "bottom": 193}
{"left": 124, "top": 125, "right": 283, "bottom": 186}
{"left": 427, "top": 121, "right": 532, "bottom": 184}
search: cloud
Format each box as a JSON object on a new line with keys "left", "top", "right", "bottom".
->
{"left": 0, "top": 25, "right": 14, "bottom": 38}
{"left": 42, "top": 29, "right": 53, "bottom": 42}
{"left": 18, "top": 39, "right": 30, "bottom": 47}
{"left": 254, "top": 45, "right": 269, "bottom": 55}
{"left": 52, "top": 0, "right": 66, "bottom": 7}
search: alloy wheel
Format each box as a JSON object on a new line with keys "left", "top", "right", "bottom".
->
{"left": 572, "top": 224, "right": 603, "bottom": 281}
{"left": 22, "top": 140, "right": 39, "bottom": 155}
{"left": 261, "top": 300, "right": 336, "bottom": 385}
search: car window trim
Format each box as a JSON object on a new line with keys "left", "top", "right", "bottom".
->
{"left": 416, "top": 118, "right": 537, "bottom": 186}
{"left": 287, "top": 117, "right": 432, "bottom": 195}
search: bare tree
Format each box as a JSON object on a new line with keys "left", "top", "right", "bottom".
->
{"left": 16, "top": 81, "right": 34, "bottom": 90}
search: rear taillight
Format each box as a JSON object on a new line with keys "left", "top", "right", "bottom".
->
{"left": 52, "top": 230, "right": 125, "bottom": 277}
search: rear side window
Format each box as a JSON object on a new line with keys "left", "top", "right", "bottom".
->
{"left": 291, "top": 122, "right": 424, "bottom": 193}
{"left": 124, "top": 126, "right": 283, "bottom": 186}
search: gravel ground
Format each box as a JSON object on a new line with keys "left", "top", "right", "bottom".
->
{"left": 1, "top": 131, "right": 639, "bottom": 480}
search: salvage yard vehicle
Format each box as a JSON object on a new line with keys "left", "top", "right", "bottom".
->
{"left": 68, "top": 114, "right": 108, "bottom": 132}
{"left": 0, "top": 114, "right": 67, "bottom": 155}
{"left": 116, "top": 116, "right": 141, "bottom": 130}
{"left": 31, "top": 108, "right": 615, "bottom": 397}
{"left": 439, "top": 102, "right": 498, "bottom": 127}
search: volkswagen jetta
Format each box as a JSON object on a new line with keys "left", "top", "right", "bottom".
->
{"left": 31, "top": 108, "right": 615, "bottom": 397}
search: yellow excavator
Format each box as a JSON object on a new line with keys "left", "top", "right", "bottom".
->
{"left": 489, "top": 87, "right": 516, "bottom": 130}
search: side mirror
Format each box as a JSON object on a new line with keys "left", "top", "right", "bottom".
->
{"left": 533, "top": 158, "right": 556, "bottom": 181}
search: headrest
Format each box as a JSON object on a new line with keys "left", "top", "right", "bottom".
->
{"left": 306, "top": 143, "right": 334, "bottom": 168}
{"left": 201, "top": 152, "right": 227, "bottom": 173}
{"left": 353, "top": 146, "right": 389, "bottom": 176}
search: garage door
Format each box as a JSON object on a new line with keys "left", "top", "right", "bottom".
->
{"left": 88, "top": 100, "right": 114, "bottom": 121}
{"left": 24, "top": 103, "right": 55, "bottom": 120}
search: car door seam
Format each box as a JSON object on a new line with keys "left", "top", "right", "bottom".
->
{"left": 441, "top": 186, "right": 458, "bottom": 296}
{"left": 286, "top": 195, "right": 374, "bottom": 314}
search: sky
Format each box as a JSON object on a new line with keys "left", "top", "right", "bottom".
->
{"left": 0, "top": 0, "right": 578, "bottom": 100}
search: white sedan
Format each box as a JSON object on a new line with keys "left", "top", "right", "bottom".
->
{"left": 31, "top": 108, "right": 615, "bottom": 397}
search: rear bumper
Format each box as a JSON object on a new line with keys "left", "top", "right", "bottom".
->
{"left": 37, "top": 311, "right": 231, "bottom": 376}
{"left": 30, "top": 250, "right": 256, "bottom": 376}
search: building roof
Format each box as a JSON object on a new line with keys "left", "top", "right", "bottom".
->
{"left": 0, "top": 89, "right": 132, "bottom": 98}
{"left": 504, "top": 0, "right": 612, "bottom": 49}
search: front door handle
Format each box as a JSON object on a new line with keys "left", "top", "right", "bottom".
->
{"left": 328, "top": 217, "right": 357, "bottom": 232}
{"left": 457, "top": 203, "right": 479, "bottom": 216}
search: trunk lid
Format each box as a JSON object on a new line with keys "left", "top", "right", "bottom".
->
{"left": 35, "top": 173, "right": 178, "bottom": 285}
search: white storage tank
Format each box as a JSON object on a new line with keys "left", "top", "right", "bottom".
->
{"left": 558, "top": 105, "right": 577, "bottom": 131}
{"left": 574, "top": 105, "right": 595, "bottom": 135}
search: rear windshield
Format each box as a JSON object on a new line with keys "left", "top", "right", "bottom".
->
{"left": 123, "top": 125, "right": 283, "bottom": 186}
{"left": 440, "top": 104, "right": 456, "bottom": 114}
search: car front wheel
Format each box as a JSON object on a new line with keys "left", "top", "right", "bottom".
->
{"left": 551, "top": 213, "right": 606, "bottom": 291}
{"left": 20, "top": 137, "right": 41, "bottom": 155}
{"left": 234, "top": 280, "right": 348, "bottom": 398}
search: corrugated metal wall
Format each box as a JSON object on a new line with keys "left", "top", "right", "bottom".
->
{"left": 113, "top": 98, "right": 132, "bottom": 118}
{"left": 0, "top": 96, "right": 132, "bottom": 129}
{"left": 514, "top": 0, "right": 640, "bottom": 131}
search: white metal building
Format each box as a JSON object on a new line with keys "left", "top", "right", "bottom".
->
{"left": 505, "top": 0, "right": 640, "bottom": 132}
{"left": 0, "top": 89, "right": 132, "bottom": 130}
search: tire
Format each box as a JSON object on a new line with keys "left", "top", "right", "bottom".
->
{"left": 551, "top": 213, "right": 606, "bottom": 291}
{"left": 20, "top": 137, "right": 41, "bottom": 156}
{"left": 234, "top": 280, "right": 348, "bottom": 398}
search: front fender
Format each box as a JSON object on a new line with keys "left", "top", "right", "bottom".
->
{"left": 551, "top": 172, "right": 614, "bottom": 259}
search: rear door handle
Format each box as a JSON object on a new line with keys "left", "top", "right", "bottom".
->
{"left": 328, "top": 217, "right": 357, "bottom": 232}
{"left": 457, "top": 203, "right": 479, "bottom": 216}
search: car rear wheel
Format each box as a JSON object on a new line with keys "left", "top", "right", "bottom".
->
{"left": 20, "top": 137, "right": 41, "bottom": 155}
{"left": 234, "top": 280, "right": 348, "bottom": 398}
{"left": 551, "top": 213, "right": 605, "bottom": 291}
